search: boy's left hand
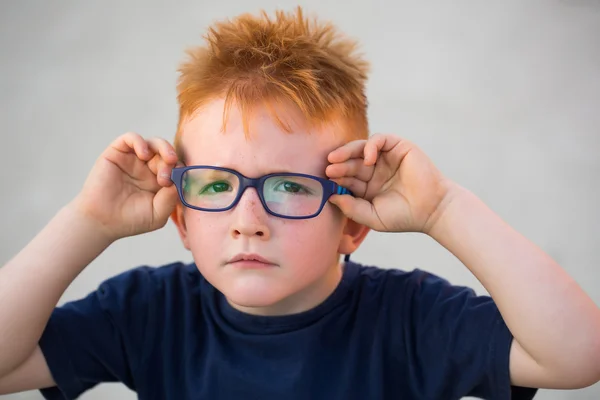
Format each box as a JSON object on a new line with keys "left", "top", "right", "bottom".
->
{"left": 326, "top": 133, "right": 453, "bottom": 233}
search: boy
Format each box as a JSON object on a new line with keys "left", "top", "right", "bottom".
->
{"left": 1, "top": 7, "right": 599, "bottom": 400}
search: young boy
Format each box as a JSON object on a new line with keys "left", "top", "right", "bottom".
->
{"left": 1, "top": 7, "right": 599, "bottom": 400}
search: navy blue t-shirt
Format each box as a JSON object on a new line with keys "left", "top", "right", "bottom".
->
{"left": 38, "top": 261, "right": 537, "bottom": 399}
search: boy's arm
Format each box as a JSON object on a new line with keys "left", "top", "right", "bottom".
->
{"left": 0, "top": 203, "right": 112, "bottom": 389}
{"left": 429, "top": 183, "right": 600, "bottom": 389}
{"left": 0, "top": 345, "right": 55, "bottom": 394}
{"left": 0, "top": 133, "right": 179, "bottom": 394}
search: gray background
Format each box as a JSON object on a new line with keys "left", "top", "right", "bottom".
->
{"left": 1, "top": 1, "right": 599, "bottom": 399}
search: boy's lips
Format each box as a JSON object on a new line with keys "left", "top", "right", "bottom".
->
{"left": 226, "top": 253, "right": 277, "bottom": 268}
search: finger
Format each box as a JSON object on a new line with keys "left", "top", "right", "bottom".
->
{"left": 331, "top": 177, "right": 367, "bottom": 198}
{"left": 326, "top": 158, "right": 374, "bottom": 182}
{"left": 111, "top": 132, "right": 152, "bottom": 161}
{"left": 147, "top": 155, "right": 175, "bottom": 187}
{"left": 327, "top": 140, "right": 367, "bottom": 163}
{"left": 144, "top": 138, "right": 178, "bottom": 187}
{"left": 327, "top": 134, "right": 404, "bottom": 164}
{"left": 152, "top": 185, "right": 179, "bottom": 228}
{"left": 146, "top": 137, "right": 179, "bottom": 165}
{"left": 157, "top": 159, "right": 175, "bottom": 187}
{"left": 363, "top": 133, "right": 403, "bottom": 166}
{"left": 328, "top": 195, "right": 385, "bottom": 231}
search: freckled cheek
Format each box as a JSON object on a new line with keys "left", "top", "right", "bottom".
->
{"left": 278, "top": 220, "right": 340, "bottom": 257}
{"left": 184, "top": 213, "right": 229, "bottom": 245}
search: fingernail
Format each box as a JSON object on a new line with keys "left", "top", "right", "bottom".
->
{"left": 160, "top": 172, "right": 170, "bottom": 179}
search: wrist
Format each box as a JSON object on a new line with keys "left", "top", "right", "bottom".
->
{"left": 423, "top": 180, "right": 470, "bottom": 239}
{"left": 65, "top": 196, "right": 119, "bottom": 245}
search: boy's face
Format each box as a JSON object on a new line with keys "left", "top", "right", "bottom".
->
{"left": 172, "top": 98, "right": 368, "bottom": 316}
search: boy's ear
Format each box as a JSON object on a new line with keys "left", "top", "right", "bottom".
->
{"left": 337, "top": 217, "right": 370, "bottom": 257}
{"left": 170, "top": 204, "right": 191, "bottom": 250}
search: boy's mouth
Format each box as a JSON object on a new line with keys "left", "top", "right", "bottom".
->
{"left": 226, "top": 253, "right": 278, "bottom": 268}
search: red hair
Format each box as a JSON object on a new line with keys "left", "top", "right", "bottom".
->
{"left": 174, "top": 7, "right": 370, "bottom": 157}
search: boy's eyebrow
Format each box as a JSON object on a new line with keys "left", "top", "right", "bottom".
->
{"left": 204, "top": 169, "right": 235, "bottom": 179}
{"left": 184, "top": 164, "right": 328, "bottom": 179}
{"left": 255, "top": 167, "right": 328, "bottom": 178}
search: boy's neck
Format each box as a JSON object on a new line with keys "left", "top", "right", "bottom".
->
{"left": 226, "top": 260, "right": 344, "bottom": 317}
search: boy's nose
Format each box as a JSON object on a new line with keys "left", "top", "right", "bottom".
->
{"left": 230, "top": 188, "right": 271, "bottom": 240}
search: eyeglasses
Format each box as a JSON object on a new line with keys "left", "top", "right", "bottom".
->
{"left": 170, "top": 166, "right": 353, "bottom": 219}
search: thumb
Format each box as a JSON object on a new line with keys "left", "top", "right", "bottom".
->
{"left": 153, "top": 185, "right": 179, "bottom": 227}
{"left": 329, "top": 195, "right": 382, "bottom": 230}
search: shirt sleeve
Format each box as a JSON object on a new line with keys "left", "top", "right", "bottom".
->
{"left": 38, "top": 267, "right": 156, "bottom": 399}
{"left": 403, "top": 269, "right": 538, "bottom": 400}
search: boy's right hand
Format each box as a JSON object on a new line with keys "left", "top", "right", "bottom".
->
{"left": 72, "top": 132, "right": 181, "bottom": 242}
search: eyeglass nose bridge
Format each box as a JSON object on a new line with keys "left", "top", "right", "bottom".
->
{"left": 233, "top": 175, "right": 268, "bottom": 207}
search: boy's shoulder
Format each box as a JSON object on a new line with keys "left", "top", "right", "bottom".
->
{"left": 98, "top": 261, "right": 200, "bottom": 292}
{"left": 103, "top": 260, "right": 198, "bottom": 281}
{"left": 348, "top": 260, "right": 478, "bottom": 303}
{"left": 88, "top": 261, "right": 203, "bottom": 317}
{"left": 352, "top": 260, "right": 453, "bottom": 283}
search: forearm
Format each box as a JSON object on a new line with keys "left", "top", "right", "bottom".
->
{"left": 429, "top": 183, "right": 600, "bottom": 376}
{"left": 0, "top": 201, "right": 113, "bottom": 377}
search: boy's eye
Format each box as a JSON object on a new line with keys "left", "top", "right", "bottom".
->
{"left": 199, "top": 181, "right": 232, "bottom": 194}
{"left": 274, "top": 181, "right": 312, "bottom": 195}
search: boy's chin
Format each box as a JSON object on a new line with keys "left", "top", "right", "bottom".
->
{"left": 208, "top": 271, "right": 333, "bottom": 316}
{"left": 224, "top": 290, "right": 289, "bottom": 312}
{"left": 221, "top": 283, "right": 304, "bottom": 316}
{"left": 221, "top": 278, "right": 340, "bottom": 316}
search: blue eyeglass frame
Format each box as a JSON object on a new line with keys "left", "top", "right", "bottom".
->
{"left": 170, "top": 165, "right": 353, "bottom": 220}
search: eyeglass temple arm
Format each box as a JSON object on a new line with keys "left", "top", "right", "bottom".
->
{"left": 334, "top": 184, "right": 353, "bottom": 196}
{"left": 333, "top": 183, "right": 354, "bottom": 263}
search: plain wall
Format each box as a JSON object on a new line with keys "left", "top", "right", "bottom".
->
{"left": 1, "top": 1, "right": 599, "bottom": 399}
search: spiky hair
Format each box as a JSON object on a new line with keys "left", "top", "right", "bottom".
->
{"left": 174, "top": 7, "right": 370, "bottom": 155}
